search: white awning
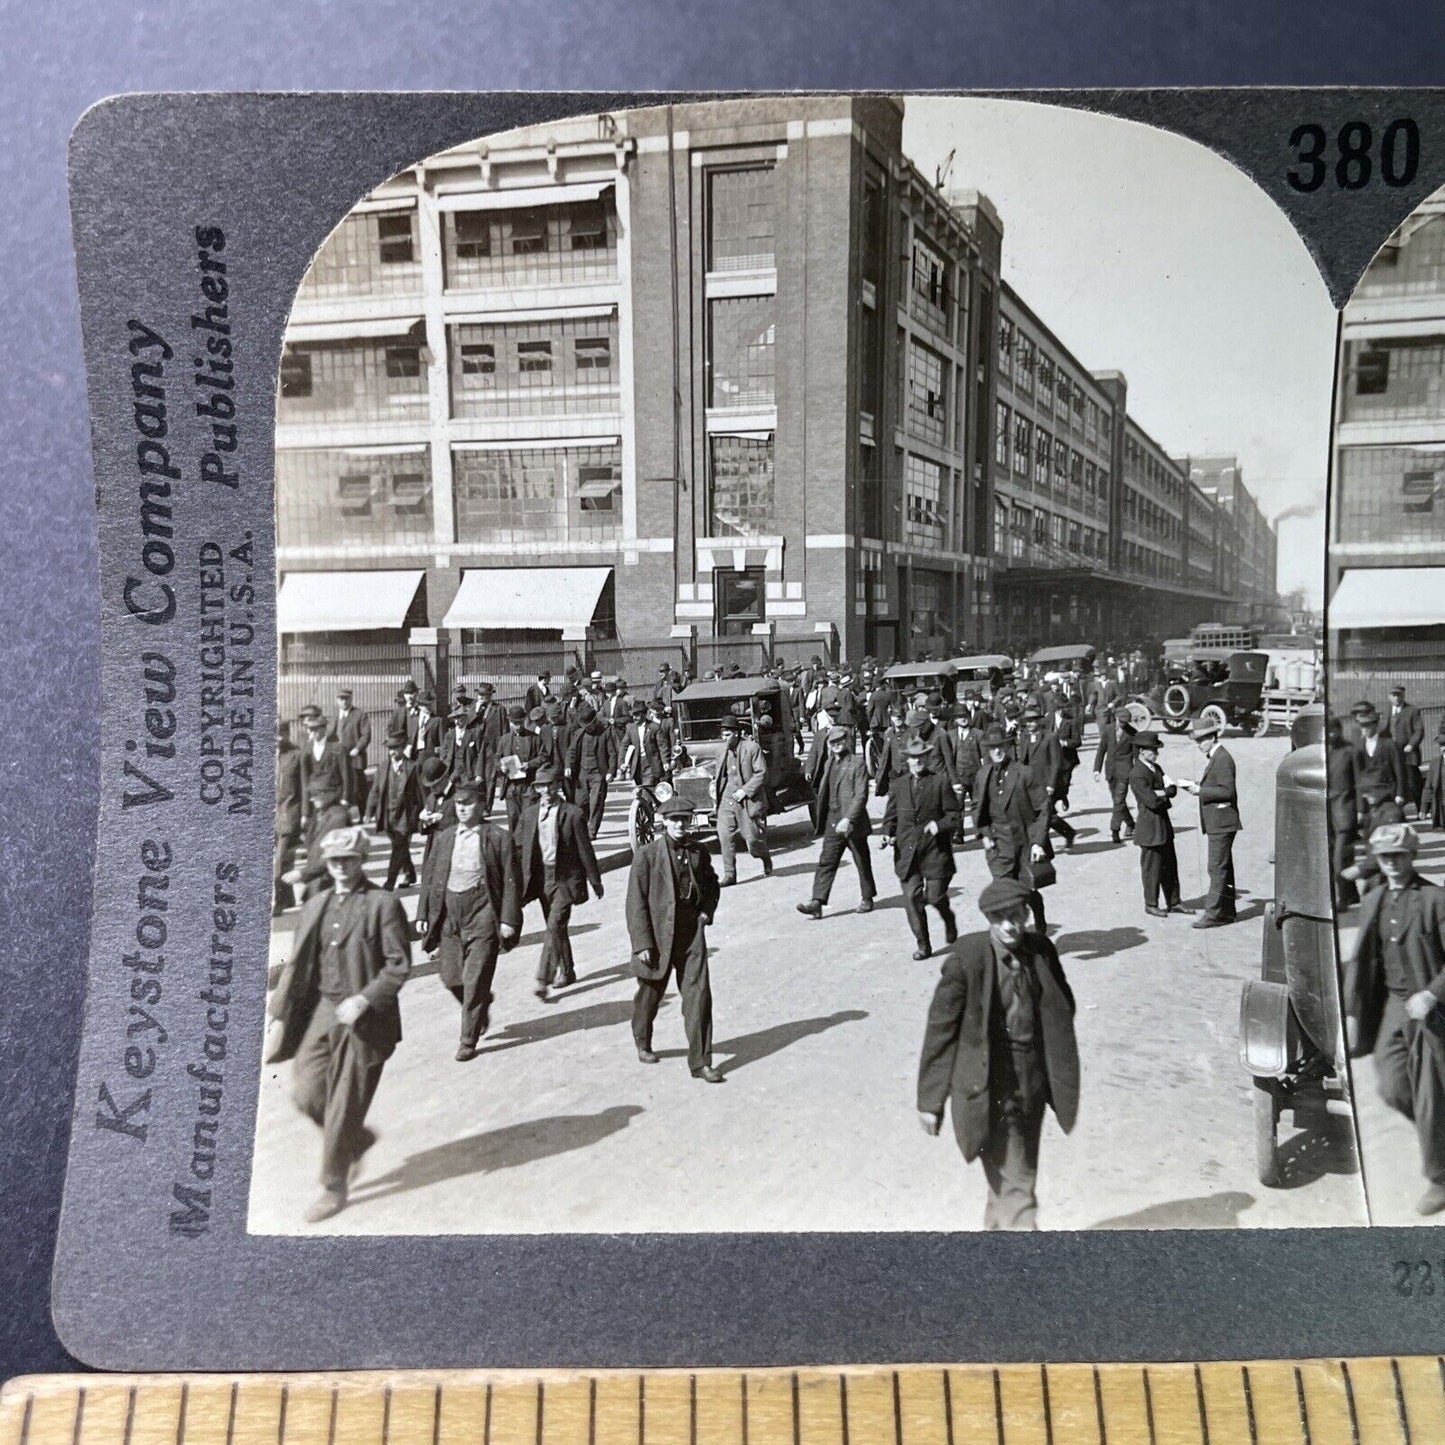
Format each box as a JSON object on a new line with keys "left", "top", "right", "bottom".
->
{"left": 1330, "top": 566, "right": 1445, "bottom": 630}
{"left": 434, "top": 181, "right": 613, "bottom": 213}
{"left": 285, "top": 316, "right": 422, "bottom": 344}
{"left": 442, "top": 567, "right": 612, "bottom": 636}
{"left": 278, "top": 570, "right": 423, "bottom": 633}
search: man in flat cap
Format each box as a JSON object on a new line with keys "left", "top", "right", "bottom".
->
{"left": 1129, "top": 730, "right": 1193, "bottom": 918}
{"left": 714, "top": 711, "right": 772, "bottom": 886}
{"left": 882, "top": 735, "right": 962, "bottom": 959}
{"left": 1351, "top": 700, "right": 1408, "bottom": 841}
{"left": 1344, "top": 823, "right": 1445, "bottom": 1215}
{"left": 1389, "top": 685, "right": 1427, "bottom": 813}
{"left": 917, "top": 876, "right": 1080, "bottom": 1230}
{"left": 334, "top": 688, "right": 371, "bottom": 813}
{"left": 1176, "top": 715, "right": 1240, "bottom": 927}
{"left": 266, "top": 826, "right": 413, "bottom": 1223}
{"left": 973, "top": 724, "right": 1050, "bottom": 935}
{"left": 797, "top": 724, "right": 876, "bottom": 920}
{"left": 626, "top": 795, "right": 724, "bottom": 1083}
{"left": 418, "top": 782, "right": 520, "bottom": 1061}
{"left": 364, "top": 729, "right": 422, "bottom": 891}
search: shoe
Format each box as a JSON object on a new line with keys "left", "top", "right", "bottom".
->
{"left": 455, "top": 1043, "right": 480, "bottom": 1062}
{"left": 720, "top": 877, "right": 737, "bottom": 888}
{"left": 944, "top": 921, "right": 958, "bottom": 945}
{"left": 534, "top": 984, "right": 550, "bottom": 1001}
{"left": 303, "top": 1187, "right": 347, "bottom": 1223}
{"left": 1110, "top": 832, "right": 1120, "bottom": 844}
{"left": 1168, "top": 905, "right": 1197, "bottom": 916}
{"left": 796, "top": 900, "right": 824, "bottom": 919}
{"left": 636, "top": 1047, "right": 660, "bottom": 1064}
{"left": 762, "top": 860, "right": 774, "bottom": 878}
{"left": 913, "top": 946, "right": 932, "bottom": 961}
{"left": 1145, "top": 905, "right": 1169, "bottom": 918}
{"left": 557, "top": 972, "right": 577, "bottom": 988}
{"left": 694, "top": 1066, "right": 726, "bottom": 1084}
{"left": 857, "top": 899, "right": 874, "bottom": 914}
{"left": 1192, "top": 916, "right": 1228, "bottom": 929}
{"left": 1417, "top": 1183, "right": 1445, "bottom": 1216}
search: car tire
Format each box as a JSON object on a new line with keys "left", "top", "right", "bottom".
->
{"left": 628, "top": 794, "right": 654, "bottom": 853}
{"left": 1254, "top": 1080, "right": 1283, "bottom": 1188}
{"left": 1199, "top": 703, "right": 1229, "bottom": 734}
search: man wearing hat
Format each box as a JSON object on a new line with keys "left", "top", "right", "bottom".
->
{"left": 524, "top": 670, "right": 553, "bottom": 717}
{"left": 298, "top": 705, "right": 351, "bottom": 827}
{"left": 714, "top": 710, "right": 772, "bottom": 885}
{"left": 464, "top": 681, "right": 503, "bottom": 816}
{"left": 621, "top": 698, "right": 671, "bottom": 808}
{"left": 1128, "top": 731, "right": 1192, "bottom": 918}
{"left": 1327, "top": 715, "right": 1362, "bottom": 908}
{"left": 1017, "top": 705, "right": 1076, "bottom": 852}
{"left": 1177, "top": 715, "right": 1240, "bottom": 927}
{"left": 274, "top": 720, "right": 304, "bottom": 916}
{"left": 1343, "top": 823, "right": 1445, "bottom": 1214}
{"left": 881, "top": 736, "right": 962, "bottom": 959}
{"left": 653, "top": 661, "right": 677, "bottom": 714}
{"left": 916, "top": 877, "right": 1080, "bottom": 1230}
{"left": 626, "top": 796, "right": 724, "bottom": 1082}
{"left": 1091, "top": 702, "right": 1137, "bottom": 844}
{"left": 418, "top": 782, "right": 521, "bottom": 1061}
{"left": 265, "top": 826, "right": 413, "bottom": 1223}
{"left": 1351, "top": 701, "right": 1408, "bottom": 840}
{"left": 407, "top": 689, "right": 442, "bottom": 765}
{"left": 797, "top": 725, "right": 876, "bottom": 919}
{"left": 1422, "top": 717, "right": 1445, "bottom": 831}
{"left": 438, "top": 702, "right": 478, "bottom": 798}
{"left": 389, "top": 677, "right": 420, "bottom": 739}
{"left": 364, "top": 729, "right": 423, "bottom": 890}
{"left": 973, "top": 724, "right": 1051, "bottom": 935}
{"left": 416, "top": 754, "right": 453, "bottom": 870}
{"left": 566, "top": 702, "right": 618, "bottom": 839}
{"left": 334, "top": 688, "right": 371, "bottom": 812}
{"left": 1389, "top": 685, "right": 1427, "bottom": 813}
{"left": 496, "top": 704, "right": 545, "bottom": 834}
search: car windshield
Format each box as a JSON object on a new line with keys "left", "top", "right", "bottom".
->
{"left": 676, "top": 697, "right": 750, "bottom": 743}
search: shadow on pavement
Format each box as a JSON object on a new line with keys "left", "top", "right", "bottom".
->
{"left": 1067, "top": 839, "right": 1129, "bottom": 857}
{"left": 1267, "top": 1114, "right": 1361, "bottom": 1190}
{"left": 350, "top": 1104, "right": 645, "bottom": 1202}
{"left": 716, "top": 1009, "right": 868, "bottom": 1075}
{"left": 1087, "top": 1190, "right": 1256, "bottom": 1229}
{"left": 479, "top": 998, "right": 644, "bottom": 1054}
{"left": 1053, "top": 926, "right": 1149, "bottom": 961}
{"left": 518, "top": 920, "right": 601, "bottom": 949}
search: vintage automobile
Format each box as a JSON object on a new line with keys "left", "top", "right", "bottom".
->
{"left": 880, "top": 660, "right": 958, "bottom": 709}
{"left": 1027, "top": 641, "right": 1097, "bottom": 674}
{"left": 1128, "top": 647, "right": 1269, "bottom": 734}
{"left": 1238, "top": 734, "right": 1352, "bottom": 1187}
{"left": 627, "top": 676, "right": 813, "bottom": 852}
{"left": 949, "top": 652, "right": 1015, "bottom": 700}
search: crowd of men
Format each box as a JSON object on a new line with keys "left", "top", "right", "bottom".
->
{"left": 269, "top": 645, "right": 1245, "bottom": 1229}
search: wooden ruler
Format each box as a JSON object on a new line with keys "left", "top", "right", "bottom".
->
{"left": 4, "top": 1360, "right": 1445, "bottom": 1445}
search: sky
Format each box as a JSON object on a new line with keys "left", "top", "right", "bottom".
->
{"left": 903, "top": 97, "right": 1336, "bottom": 606}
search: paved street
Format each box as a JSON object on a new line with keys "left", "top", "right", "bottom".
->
{"left": 250, "top": 729, "right": 1370, "bottom": 1234}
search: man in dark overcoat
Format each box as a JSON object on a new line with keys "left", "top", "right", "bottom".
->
{"left": 299, "top": 705, "right": 350, "bottom": 829}
{"left": 1016, "top": 705, "right": 1076, "bottom": 851}
{"left": 407, "top": 689, "right": 443, "bottom": 765}
{"left": 973, "top": 725, "right": 1050, "bottom": 934}
{"left": 566, "top": 703, "right": 618, "bottom": 840}
{"left": 265, "top": 826, "right": 412, "bottom": 1223}
{"left": 364, "top": 728, "right": 422, "bottom": 890}
{"left": 1327, "top": 715, "right": 1361, "bottom": 908}
{"left": 1352, "top": 700, "right": 1408, "bottom": 840}
{"left": 274, "top": 720, "right": 304, "bottom": 916}
{"left": 516, "top": 762, "right": 604, "bottom": 999}
{"left": 463, "top": 680, "right": 504, "bottom": 815}
{"left": 1177, "top": 715, "right": 1240, "bottom": 926}
{"left": 496, "top": 703, "right": 546, "bottom": 834}
{"left": 917, "top": 877, "right": 1080, "bottom": 1230}
{"left": 1343, "top": 823, "right": 1445, "bottom": 1215}
{"left": 621, "top": 697, "right": 672, "bottom": 809}
{"left": 626, "top": 796, "right": 724, "bottom": 1082}
{"left": 796, "top": 725, "right": 876, "bottom": 919}
{"left": 418, "top": 782, "right": 520, "bottom": 1061}
{"left": 438, "top": 703, "right": 478, "bottom": 798}
{"left": 1389, "top": 684, "right": 1428, "bottom": 812}
{"left": 1091, "top": 703, "right": 1136, "bottom": 844}
{"left": 334, "top": 688, "right": 372, "bottom": 814}
{"left": 881, "top": 736, "right": 962, "bottom": 960}
{"left": 1128, "top": 730, "right": 1193, "bottom": 917}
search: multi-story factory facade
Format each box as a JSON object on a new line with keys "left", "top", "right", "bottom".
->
{"left": 274, "top": 95, "right": 1277, "bottom": 695}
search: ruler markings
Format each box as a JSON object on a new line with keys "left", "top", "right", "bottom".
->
{"left": 1391, "top": 1359, "right": 1412, "bottom": 1445}
{"left": 1094, "top": 1369, "right": 1108, "bottom": 1445}
{"left": 1339, "top": 1362, "right": 1361, "bottom": 1445}
{"left": 1140, "top": 1370, "right": 1155, "bottom": 1445}
{"left": 1296, "top": 1367, "right": 1313, "bottom": 1445}
{"left": 1242, "top": 1365, "right": 1258, "bottom": 1445}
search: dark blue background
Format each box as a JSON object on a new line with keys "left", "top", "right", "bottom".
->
{"left": 3, "top": 0, "right": 1442, "bottom": 1381}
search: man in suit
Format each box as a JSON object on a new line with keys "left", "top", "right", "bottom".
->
{"left": 973, "top": 724, "right": 1050, "bottom": 935}
{"left": 1177, "top": 716, "right": 1240, "bottom": 927}
{"left": 951, "top": 705, "right": 984, "bottom": 823}
{"left": 1129, "top": 730, "right": 1193, "bottom": 918}
{"left": 1389, "top": 685, "right": 1428, "bottom": 812}
{"left": 626, "top": 795, "right": 724, "bottom": 1083}
{"left": 496, "top": 703, "right": 546, "bottom": 834}
{"left": 652, "top": 661, "right": 676, "bottom": 714}
{"left": 298, "top": 705, "right": 350, "bottom": 832}
{"left": 882, "top": 736, "right": 962, "bottom": 959}
{"left": 464, "top": 680, "right": 504, "bottom": 815}
{"left": 1343, "top": 823, "right": 1445, "bottom": 1215}
{"left": 1016, "top": 705, "right": 1076, "bottom": 852}
{"left": 389, "top": 677, "right": 419, "bottom": 739}
{"left": 438, "top": 702, "right": 478, "bottom": 798}
{"left": 516, "top": 762, "right": 605, "bottom": 999}
{"left": 274, "top": 720, "right": 304, "bottom": 916}
{"left": 407, "top": 689, "right": 442, "bottom": 765}
{"left": 524, "top": 670, "right": 553, "bottom": 717}
{"left": 265, "top": 826, "right": 412, "bottom": 1223}
{"left": 1092, "top": 703, "right": 1136, "bottom": 844}
{"left": 334, "top": 688, "right": 371, "bottom": 814}
{"left": 797, "top": 725, "right": 876, "bottom": 919}
{"left": 418, "top": 782, "right": 521, "bottom": 1061}
{"left": 1327, "top": 715, "right": 1362, "bottom": 908}
{"left": 917, "top": 877, "right": 1080, "bottom": 1230}
{"left": 566, "top": 703, "right": 617, "bottom": 839}
{"left": 1352, "top": 700, "right": 1408, "bottom": 840}
{"left": 1051, "top": 700, "right": 1083, "bottom": 806}
{"left": 621, "top": 698, "right": 672, "bottom": 808}
{"left": 713, "top": 712, "right": 772, "bottom": 884}
{"left": 364, "top": 728, "right": 422, "bottom": 890}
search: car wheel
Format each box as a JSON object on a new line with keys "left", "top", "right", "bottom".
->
{"left": 1199, "top": 703, "right": 1228, "bottom": 734}
{"left": 1254, "top": 1080, "right": 1283, "bottom": 1188}
{"left": 1253, "top": 710, "right": 1272, "bottom": 738}
{"left": 1123, "top": 700, "right": 1152, "bottom": 731}
{"left": 1162, "top": 682, "right": 1192, "bottom": 721}
{"left": 628, "top": 795, "right": 654, "bottom": 853}
{"left": 1162, "top": 716, "right": 1190, "bottom": 734}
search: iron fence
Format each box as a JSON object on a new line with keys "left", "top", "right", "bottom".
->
{"left": 695, "top": 637, "right": 771, "bottom": 677}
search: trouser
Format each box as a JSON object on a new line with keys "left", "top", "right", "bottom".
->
{"left": 504, "top": 783, "right": 527, "bottom": 834}
{"left": 576, "top": 772, "right": 609, "bottom": 838}
{"left": 1332, "top": 823, "right": 1359, "bottom": 908}
{"left": 1375, "top": 993, "right": 1445, "bottom": 1186}
{"left": 1407, "top": 762, "right": 1425, "bottom": 812}
{"left": 957, "top": 770, "right": 978, "bottom": 824}
{"left": 292, "top": 997, "right": 391, "bottom": 1190}
{"left": 979, "top": 1042, "right": 1047, "bottom": 1231}
{"left": 345, "top": 756, "right": 368, "bottom": 815}
{"left": 717, "top": 796, "right": 770, "bottom": 880}
{"left": 1140, "top": 841, "right": 1182, "bottom": 909}
{"left": 534, "top": 868, "right": 577, "bottom": 987}
{"left": 902, "top": 870, "right": 956, "bottom": 951}
{"left": 1047, "top": 806, "right": 1076, "bottom": 846}
{"left": 1203, "top": 829, "right": 1238, "bottom": 920}
{"left": 985, "top": 837, "right": 1047, "bottom": 932}
{"left": 811, "top": 827, "right": 877, "bottom": 904}
{"left": 439, "top": 886, "right": 500, "bottom": 1047}
{"left": 1108, "top": 775, "right": 1135, "bottom": 836}
{"left": 632, "top": 910, "right": 713, "bottom": 1074}
{"left": 273, "top": 826, "right": 301, "bottom": 911}
{"left": 382, "top": 828, "right": 417, "bottom": 889}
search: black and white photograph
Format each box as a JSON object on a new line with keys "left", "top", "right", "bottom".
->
{"left": 251, "top": 94, "right": 1362, "bottom": 1235}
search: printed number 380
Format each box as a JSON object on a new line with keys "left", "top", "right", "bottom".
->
{"left": 1288, "top": 119, "right": 1419, "bottom": 192}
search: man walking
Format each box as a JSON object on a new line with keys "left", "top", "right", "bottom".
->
{"left": 334, "top": 688, "right": 371, "bottom": 812}
{"left": 1177, "top": 716, "right": 1240, "bottom": 927}
{"left": 265, "top": 826, "right": 412, "bottom": 1223}
{"left": 1017, "top": 705, "right": 1076, "bottom": 852}
{"left": 418, "top": 782, "right": 521, "bottom": 1061}
{"left": 713, "top": 712, "right": 772, "bottom": 885}
{"left": 1092, "top": 703, "right": 1136, "bottom": 843}
{"left": 1328, "top": 715, "right": 1362, "bottom": 908}
{"left": 1129, "top": 730, "right": 1193, "bottom": 918}
{"left": 1389, "top": 685, "right": 1427, "bottom": 813}
{"left": 621, "top": 697, "right": 672, "bottom": 811}
{"left": 797, "top": 725, "right": 876, "bottom": 920}
{"left": 1343, "top": 823, "right": 1445, "bottom": 1215}
{"left": 516, "top": 762, "right": 604, "bottom": 1000}
{"left": 465, "top": 680, "right": 503, "bottom": 816}
{"left": 881, "top": 737, "right": 962, "bottom": 959}
{"left": 626, "top": 796, "right": 724, "bottom": 1083}
{"left": 299, "top": 705, "right": 350, "bottom": 833}
{"left": 1352, "top": 700, "right": 1408, "bottom": 840}
{"left": 364, "top": 728, "right": 422, "bottom": 890}
{"left": 438, "top": 702, "right": 477, "bottom": 797}
{"left": 496, "top": 703, "right": 545, "bottom": 834}
{"left": 916, "top": 877, "right": 1080, "bottom": 1231}
{"left": 566, "top": 702, "right": 617, "bottom": 840}
{"left": 274, "top": 720, "right": 303, "bottom": 916}
{"left": 973, "top": 725, "right": 1050, "bottom": 935}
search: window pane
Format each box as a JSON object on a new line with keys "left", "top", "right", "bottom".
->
{"left": 708, "top": 434, "right": 775, "bottom": 537}
{"left": 1337, "top": 445, "right": 1445, "bottom": 545}
{"left": 709, "top": 296, "right": 775, "bottom": 407}
{"left": 275, "top": 338, "right": 427, "bottom": 425}
{"left": 443, "top": 199, "right": 618, "bottom": 289}
{"left": 277, "top": 448, "right": 433, "bottom": 548}
{"left": 708, "top": 167, "right": 776, "bottom": 272}
{"left": 453, "top": 443, "right": 622, "bottom": 545}
{"left": 904, "top": 453, "right": 945, "bottom": 551}
{"left": 906, "top": 339, "right": 946, "bottom": 446}
{"left": 297, "top": 209, "right": 423, "bottom": 301}
{"left": 449, "top": 315, "right": 621, "bottom": 418}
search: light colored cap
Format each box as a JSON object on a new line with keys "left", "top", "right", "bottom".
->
{"left": 1369, "top": 822, "right": 1418, "bottom": 856}
{"left": 320, "top": 825, "right": 370, "bottom": 861}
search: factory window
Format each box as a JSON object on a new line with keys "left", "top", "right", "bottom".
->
{"left": 1053, "top": 438, "right": 1068, "bottom": 488}
{"left": 1033, "top": 510, "right": 1048, "bottom": 546}
{"left": 1072, "top": 381, "right": 1085, "bottom": 422}
{"left": 517, "top": 340, "right": 552, "bottom": 374}
{"left": 377, "top": 214, "right": 416, "bottom": 265}
{"left": 453, "top": 213, "right": 491, "bottom": 259}
{"left": 450, "top": 315, "right": 620, "bottom": 417}
{"left": 509, "top": 208, "right": 548, "bottom": 255}
{"left": 906, "top": 339, "right": 947, "bottom": 447}
{"left": 904, "top": 453, "right": 946, "bottom": 550}
{"left": 443, "top": 196, "right": 618, "bottom": 290}
{"left": 1355, "top": 217, "right": 1445, "bottom": 299}
{"left": 1084, "top": 459, "right": 1097, "bottom": 495}
{"left": 1010, "top": 505, "right": 1028, "bottom": 560}
{"left": 279, "top": 350, "right": 313, "bottom": 399}
{"left": 276, "top": 446, "right": 434, "bottom": 550}
{"left": 1068, "top": 520, "right": 1081, "bottom": 551}
{"left": 453, "top": 443, "right": 623, "bottom": 545}
{"left": 911, "top": 235, "right": 950, "bottom": 334}
{"left": 1085, "top": 399, "right": 1099, "bottom": 442}
{"left": 1056, "top": 368, "right": 1070, "bottom": 410}
{"left": 1037, "top": 354, "right": 1055, "bottom": 410}
{"left": 709, "top": 295, "right": 776, "bottom": 407}
{"left": 716, "top": 567, "right": 767, "bottom": 637}
{"left": 1343, "top": 337, "right": 1445, "bottom": 421}
{"left": 459, "top": 342, "right": 496, "bottom": 379}
{"left": 385, "top": 343, "right": 422, "bottom": 379}
{"left": 708, "top": 434, "right": 775, "bottom": 538}
{"left": 296, "top": 207, "right": 423, "bottom": 301}
{"left": 995, "top": 402, "right": 1011, "bottom": 468}
{"left": 997, "top": 317, "right": 1015, "bottom": 382}
{"left": 1336, "top": 445, "right": 1445, "bottom": 545}
{"left": 275, "top": 336, "right": 428, "bottom": 425}
{"left": 1013, "top": 415, "right": 1031, "bottom": 476}
{"left": 574, "top": 336, "right": 612, "bottom": 372}
{"left": 993, "top": 496, "right": 1009, "bottom": 556}
{"left": 1015, "top": 335, "right": 1036, "bottom": 396}
{"left": 1070, "top": 451, "right": 1084, "bottom": 489}
{"left": 1051, "top": 514, "right": 1066, "bottom": 548}
{"left": 568, "top": 200, "right": 608, "bottom": 250}
{"left": 1033, "top": 427, "right": 1050, "bottom": 487}
{"left": 708, "top": 166, "right": 777, "bottom": 272}
{"left": 861, "top": 179, "right": 885, "bottom": 289}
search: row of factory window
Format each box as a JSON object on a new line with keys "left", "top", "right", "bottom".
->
{"left": 995, "top": 318, "right": 1110, "bottom": 443}
{"left": 1123, "top": 434, "right": 1185, "bottom": 502}
{"left": 995, "top": 403, "right": 1111, "bottom": 503}
{"left": 1122, "top": 483, "right": 1182, "bottom": 542}
{"left": 1334, "top": 444, "right": 1445, "bottom": 545}
{"left": 1353, "top": 215, "right": 1445, "bottom": 301}
{"left": 993, "top": 498, "right": 1110, "bottom": 564}
{"left": 1341, "top": 336, "right": 1445, "bottom": 423}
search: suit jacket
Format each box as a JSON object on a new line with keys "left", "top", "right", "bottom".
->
{"left": 418, "top": 820, "right": 522, "bottom": 952}
{"left": 882, "top": 768, "right": 960, "bottom": 881}
{"left": 275, "top": 742, "right": 303, "bottom": 834}
{"left": 438, "top": 726, "right": 478, "bottom": 787}
{"left": 812, "top": 751, "right": 872, "bottom": 837}
{"left": 626, "top": 835, "right": 721, "bottom": 980}
{"left": 300, "top": 737, "right": 349, "bottom": 807}
{"left": 567, "top": 719, "right": 618, "bottom": 777}
{"left": 266, "top": 879, "right": 412, "bottom": 1063}
{"left": 1390, "top": 703, "right": 1427, "bottom": 765}
{"left": 917, "top": 931, "right": 1080, "bottom": 1161}
{"left": 622, "top": 720, "right": 670, "bottom": 786}
{"left": 516, "top": 797, "right": 603, "bottom": 906}
{"left": 973, "top": 757, "right": 1049, "bottom": 849}
{"left": 1051, "top": 714, "right": 1082, "bottom": 768}
{"left": 952, "top": 726, "right": 983, "bottom": 779}
{"left": 713, "top": 736, "right": 767, "bottom": 815}
{"left": 496, "top": 726, "right": 545, "bottom": 789}
{"left": 1197, "top": 745, "right": 1241, "bottom": 835}
{"left": 868, "top": 686, "right": 902, "bottom": 730}
{"left": 336, "top": 707, "right": 371, "bottom": 765}
{"left": 1344, "top": 876, "right": 1445, "bottom": 1056}
{"left": 1093, "top": 720, "right": 1136, "bottom": 783}
{"left": 1326, "top": 739, "right": 1359, "bottom": 834}
{"left": 408, "top": 710, "right": 442, "bottom": 762}
{"left": 465, "top": 700, "right": 505, "bottom": 783}
{"left": 1016, "top": 729, "right": 1065, "bottom": 798}
{"left": 1353, "top": 733, "right": 1407, "bottom": 805}
{"left": 876, "top": 723, "right": 957, "bottom": 793}
{"left": 1129, "top": 759, "right": 1177, "bottom": 847}
{"left": 366, "top": 756, "right": 422, "bottom": 834}
{"left": 524, "top": 683, "right": 551, "bottom": 715}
